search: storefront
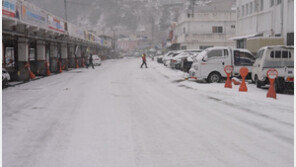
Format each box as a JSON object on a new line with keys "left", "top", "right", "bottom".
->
{"left": 2, "top": 35, "right": 18, "bottom": 80}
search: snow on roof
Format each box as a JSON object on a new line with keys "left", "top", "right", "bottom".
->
{"left": 229, "top": 33, "right": 260, "bottom": 40}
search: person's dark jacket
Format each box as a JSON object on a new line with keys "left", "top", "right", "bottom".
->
{"left": 89, "top": 55, "right": 93, "bottom": 63}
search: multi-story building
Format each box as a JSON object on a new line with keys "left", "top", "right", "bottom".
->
{"left": 174, "top": 0, "right": 236, "bottom": 50}
{"left": 233, "top": 0, "right": 294, "bottom": 53}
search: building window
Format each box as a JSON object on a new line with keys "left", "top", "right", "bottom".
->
{"left": 183, "top": 27, "right": 186, "bottom": 34}
{"left": 246, "top": 4, "right": 249, "bottom": 15}
{"left": 260, "top": 0, "right": 264, "bottom": 11}
{"left": 250, "top": 2, "right": 253, "bottom": 14}
{"left": 277, "top": 0, "right": 281, "bottom": 5}
{"left": 231, "top": 25, "right": 235, "bottom": 29}
{"left": 242, "top": 5, "right": 244, "bottom": 16}
{"left": 212, "top": 26, "right": 223, "bottom": 33}
{"left": 270, "top": 0, "right": 274, "bottom": 7}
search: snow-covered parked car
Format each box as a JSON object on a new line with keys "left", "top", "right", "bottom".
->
{"left": 92, "top": 55, "right": 102, "bottom": 66}
{"left": 189, "top": 47, "right": 256, "bottom": 83}
{"left": 180, "top": 50, "right": 202, "bottom": 72}
{"left": 2, "top": 68, "right": 10, "bottom": 87}
{"left": 156, "top": 55, "right": 164, "bottom": 63}
{"left": 163, "top": 50, "right": 182, "bottom": 67}
{"left": 251, "top": 45, "right": 294, "bottom": 93}
{"left": 170, "top": 50, "right": 201, "bottom": 70}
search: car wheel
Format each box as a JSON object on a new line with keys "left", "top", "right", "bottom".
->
{"left": 207, "top": 72, "right": 221, "bottom": 83}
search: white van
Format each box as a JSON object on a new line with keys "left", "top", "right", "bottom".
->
{"left": 251, "top": 45, "right": 294, "bottom": 92}
{"left": 189, "top": 47, "right": 255, "bottom": 83}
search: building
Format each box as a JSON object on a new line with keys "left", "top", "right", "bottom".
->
{"left": 233, "top": 0, "right": 294, "bottom": 53}
{"left": 174, "top": 0, "right": 236, "bottom": 50}
{"left": 2, "top": 0, "right": 110, "bottom": 81}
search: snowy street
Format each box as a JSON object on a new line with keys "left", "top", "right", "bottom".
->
{"left": 3, "top": 58, "right": 294, "bottom": 167}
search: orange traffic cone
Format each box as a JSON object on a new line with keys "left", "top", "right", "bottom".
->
{"left": 267, "top": 78, "right": 277, "bottom": 99}
{"left": 239, "top": 67, "right": 248, "bottom": 92}
{"left": 224, "top": 65, "right": 233, "bottom": 88}
{"left": 25, "top": 62, "right": 36, "bottom": 79}
{"left": 59, "top": 61, "right": 62, "bottom": 73}
{"left": 44, "top": 61, "right": 51, "bottom": 76}
{"left": 29, "top": 70, "right": 36, "bottom": 79}
{"left": 82, "top": 58, "right": 86, "bottom": 68}
{"left": 266, "top": 69, "right": 278, "bottom": 99}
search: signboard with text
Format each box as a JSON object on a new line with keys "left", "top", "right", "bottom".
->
{"left": 2, "top": 0, "right": 20, "bottom": 19}
{"left": 21, "top": 2, "right": 46, "bottom": 27}
{"left": 47, "top": 14, "right": 66, "bottom": 33}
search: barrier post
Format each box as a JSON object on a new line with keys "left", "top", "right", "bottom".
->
{"left": 44, "top": 61, "right": 51, "bottom": 76}
{"left": 224, "top": 65, "right": 233, "bottom": 88}
{"left": 25, "top": 62, "right": 36, "bottom": 79}
{"left": 58, "top": 59, "right": 62, "bottom": 73}
{"left": 239, "top": 67, "right": 248, "bottom": 92}
{"left": 266, "top": 69, "right": 278, "bottom": 99}
{"left": 82, "top": 58, "right": 86, "bottom": 68}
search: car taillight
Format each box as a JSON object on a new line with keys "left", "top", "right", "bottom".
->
{"left": 286, "top": 77, "right": 294, "bottom": 82}
{"left": 171, "top": 59, "right": 176, "bottom": 63}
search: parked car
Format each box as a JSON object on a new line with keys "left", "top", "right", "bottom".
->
{"left": 162, "top": 51, "right": 174, "bottom": 66}
{"left": 92, "top": 55, "right": 102, "bottom": 66}
{"left": 163, "top": 50, "right": 183, "bottom": 67}
{"left": 170, "top": 51, "right": 190, "bottom": 69}
{"left": 156, "top": 55, "right": 164, "bottom": 63}
{"left": 170, "top": 50, "right": 202, "bottom": 70}
{"left": 189, "top": 47, "right": 256, "bottom": 83}
{"left": 251, "top": 45, "right": 294, "bottom": 93}
{"left": 2, "top": 68, "right": 10, "bottom": 87}
{"left": 179, "top": 50, "right": 202, "bottom": 72}
{"left": 181, "top": 54, "right": 200, "bottom": 73}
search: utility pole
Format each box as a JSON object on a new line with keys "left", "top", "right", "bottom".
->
{"left": 187, "top": 0, "right": 196, "bottom": 48}
{"left": 64, "top": 0, "right": 68, "bottom": 21}
{"left": 151, "top": 16, "right": 155, "bottom": 48}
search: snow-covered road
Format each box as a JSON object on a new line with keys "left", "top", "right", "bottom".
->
{"left": 3, "top": 58, "right": 294, "bottom": 167}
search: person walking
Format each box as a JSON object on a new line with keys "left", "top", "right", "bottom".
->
{"left": 140, "top": 53, "right": 148, "bottom": 68}
{"left": 87, "top": 54, "right": 95, "bottom": 69}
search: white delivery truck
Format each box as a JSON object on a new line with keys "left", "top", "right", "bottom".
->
{"left": 251, "top": 45, "right": 294, "bottom": 93}
{"left": 189, "top": 47, "right": 256, "bottom": 83}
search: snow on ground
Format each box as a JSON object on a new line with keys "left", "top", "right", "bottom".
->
{"left": 3, "top": 57, "right": 294, "bottom": 167}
